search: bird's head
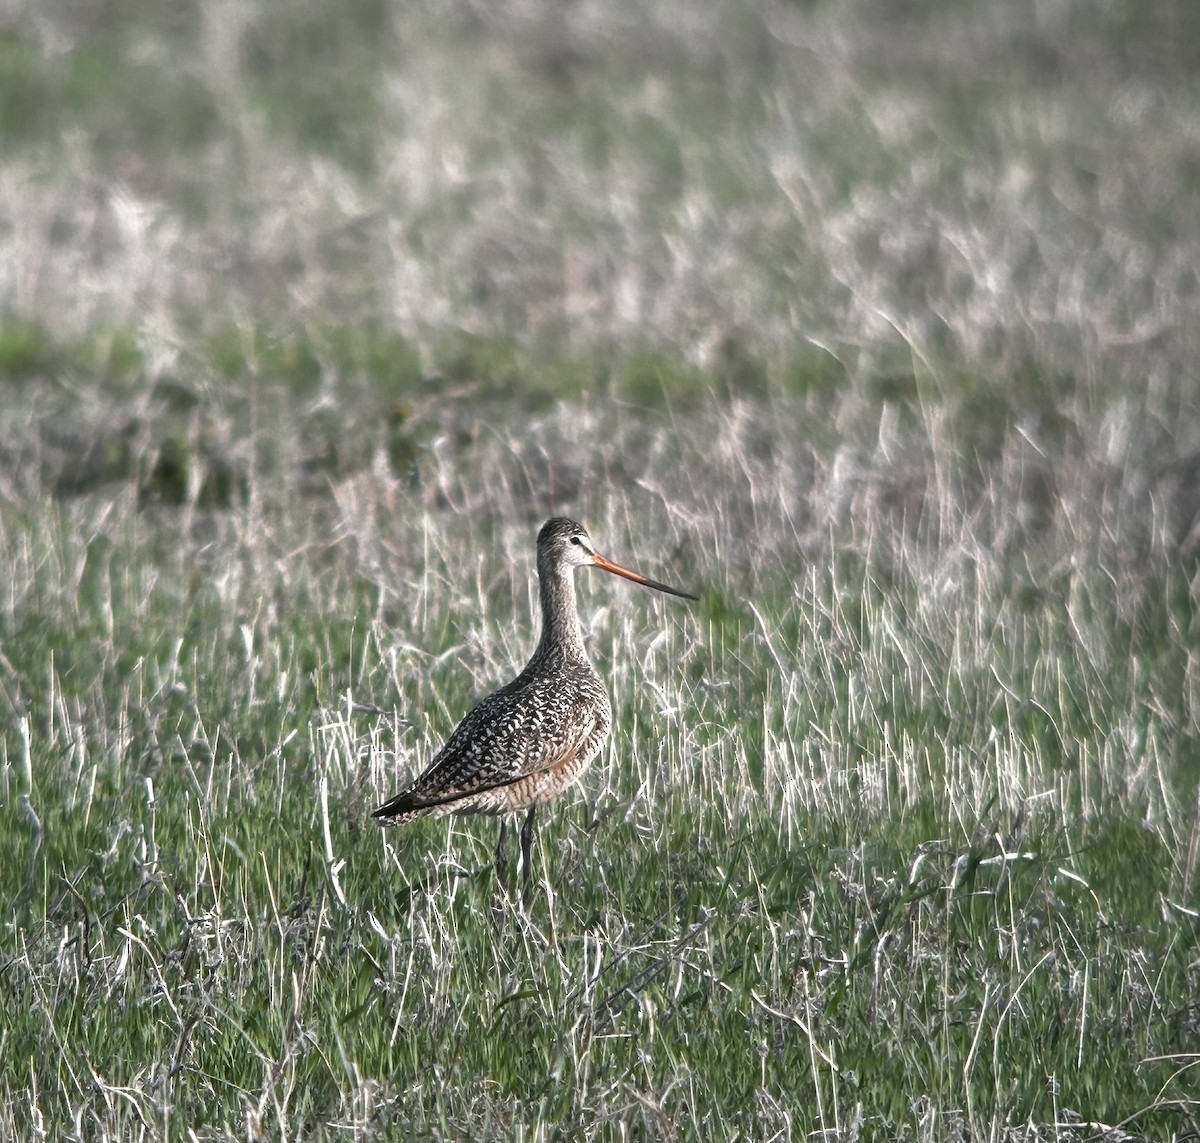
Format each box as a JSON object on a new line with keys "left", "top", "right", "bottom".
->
{"left": 536, "top": 517, "right": 697, "bottom": 599}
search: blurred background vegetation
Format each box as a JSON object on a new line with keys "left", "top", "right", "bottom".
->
{"left": 1, "top": 0, "right": 1198, "bottom": 397}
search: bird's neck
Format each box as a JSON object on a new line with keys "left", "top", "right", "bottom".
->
{"left": 534, "top": 565, "right": 586, "bottom": 661}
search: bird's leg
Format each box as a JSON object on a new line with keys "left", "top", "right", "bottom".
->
{"left": 494, "top": 818, "right": 509, "bottom": 889}
{"left": 519, "top": 805, "right": 537, "bottom": 894}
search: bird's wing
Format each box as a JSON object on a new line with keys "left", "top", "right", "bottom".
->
{"left": 396, "top": 676, "right": 605, "bottom": 809}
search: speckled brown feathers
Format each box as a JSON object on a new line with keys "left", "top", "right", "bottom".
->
{"left": 371, "top": 651, "right": 611, "bottom": 822}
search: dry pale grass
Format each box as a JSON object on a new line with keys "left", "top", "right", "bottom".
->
{"left": 1, "top": 1, "right": 1198, "bottom": 401}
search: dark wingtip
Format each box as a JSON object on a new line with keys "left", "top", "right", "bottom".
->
{"left": 374, "top": 787, "right": 458, "bottom": 820}
{"left": 372, "top": 795, "right": 409, "bottom": 821}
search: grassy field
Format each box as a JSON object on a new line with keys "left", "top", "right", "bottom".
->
{"left": 2, "top": 1, "right": 1200, "bottom": 1140}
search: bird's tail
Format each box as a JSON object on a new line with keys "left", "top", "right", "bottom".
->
{"left": 371, "top": 791, "right": 430, "bottom": 824}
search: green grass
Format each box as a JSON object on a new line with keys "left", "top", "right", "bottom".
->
{"left": 242, "top": 0, "right": 387, "bottom": 175}
{"left": 1, "top": 400, "right": 1197, "bottom": 1138}
{"left": 0, "top": 318, "right": 859, "bottom": 414}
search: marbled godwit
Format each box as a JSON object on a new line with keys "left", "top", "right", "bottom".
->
{"left": 373, "top": 517, "right": 696, "bottom": 884}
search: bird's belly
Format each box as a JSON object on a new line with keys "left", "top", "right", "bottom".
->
{"left": 512, "top": 752, "right": 593, "bottom": 807}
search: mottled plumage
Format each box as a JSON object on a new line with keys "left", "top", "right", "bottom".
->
{"left": 374, "top": 517, "right": 696, "bottom": 879}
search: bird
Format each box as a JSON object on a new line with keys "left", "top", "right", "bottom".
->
{"left": 373, "top": 516, "right": 697, "bottom": 887}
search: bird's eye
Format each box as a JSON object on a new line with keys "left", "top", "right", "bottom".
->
{"left": 570, "top": 536, "right": 583, "bottom": 546}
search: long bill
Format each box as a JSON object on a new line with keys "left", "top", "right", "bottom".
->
{"left": 591, "top": 552, "right": 699, "bottom": 600}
